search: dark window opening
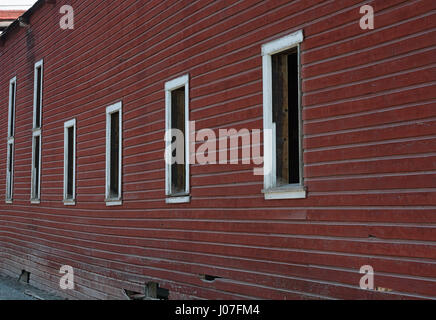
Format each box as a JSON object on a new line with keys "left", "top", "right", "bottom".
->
{"left": 109, "top": 111, "right": 120, "bottom": 198}
{"left": 171, "top": 87, "right": 186, "bottom": 195}
{"left": 200, "top": 274, "right": 222, "bottom": 282}
{"left": 33, "top": 136, "right": 40, "bottom": 199}
{"left": 122, "top": 289, "right": 144, "bottom": 300}
{"left": 157, "top": 286, "right": 170, "bottom": 300}
{"left": 19, "top": 270, "right": 30, "bottom": 284}
{"left": 123, "top": 283, "right": 169, "bottom": 300}
{"left": 272, "top": 47, "right": 300, "bottom": 186}
{"left": 35, "top": 66, "right": 42, "bottom": 128}
{"left": 7, "top": 144, "right": 13, "bottom": 199}
{"left": 10, "top": 82, "right": 15, "bottom": 137}
{"left": 66, "top": 126, "right": 74, "bottom": 199}
{"left": 146, "top": 282, "right": 169, "bottom": 300}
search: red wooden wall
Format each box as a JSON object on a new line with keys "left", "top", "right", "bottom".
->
{"left": 0, "top": 0, "right": 435, "bottom": 299}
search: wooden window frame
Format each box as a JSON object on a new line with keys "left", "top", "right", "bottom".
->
{"left": 164, "top": 74, "right": 190, "bottom": 204}
{"left": 105, "top": 101, "right": 122, "bottom": 206}
{"left": 33, "top": 59, "right": 43, "bottom": 130}
{"left": 31, "top": 59, "right": 43, "bottom": 204}
{"left": 6, "top": 76, "right": 16, "bottom": 203}
{"left": 31, "top": 132, "right": 42, "bottom": 203}
{"left": 261, "top": 30, "right": 306, "bottom": 200}
{"left": 63, "top": 119, "right": 76, "bottom": 205}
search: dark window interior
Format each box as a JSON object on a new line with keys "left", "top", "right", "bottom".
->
{"left": 7, "top": 144, "right": 13, "bottom": 198}
{"left": 110, "top": 111, "right": 120, "bottom": 198}
{"left": 66, "top": 126, "right": 74, "bottom": 199}
{"left": 35, "top": 66, "right": 42, "bottom": 128}
{"left": 10, "top": 82, "right": 15, "bottom": 137}
{"left": 146, "top": 282, "right": 169, "bottom": 300}
{"left": 157, "top": 286, "right": 169, "bottom": 300}
{"left": 272, "top": 47, "right": 300, "bottom": 186}
{"left": 171, "top": 87, "right": 186, "bottom": 195}
{"left": 33, "top": 136, "right": 40, "bottom": 199}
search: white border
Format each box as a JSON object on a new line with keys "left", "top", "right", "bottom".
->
{"left": 6, "top": 77, "right": 16, "bottom": 202}
{"left": 31, "top": 60, "right": 43, "bottom": 203}
{"left": 105, "top": 101, "right": 122, "bottom": 206}
{"left": 33, "top": 59, "right": 43, "bottom": 130}
{"left": 6, "top": 142, "right": 14, "bottom": 203}
{"left": 165, "top": 196, "right": 191, "bottom": 204}
{"left": 63, "top": 119, "right": 76, "bottom": 205}
{"left": 164, "top": 74, "right": 190, "bottom": 202}
{"left": 261, "top": 30, "right": 304, "bottom": 56}
{"left": 7, "top": 76, "right": 16, "bottom": 139}
{"left": 31, "top": 130, "right": 42, "bottom": 202}
{"left": 261, "top": 30, "right": 306, "bottom": 200}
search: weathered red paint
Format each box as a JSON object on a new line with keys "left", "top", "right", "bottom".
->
{"left": 0, "top": 0, "right": 435, "bottom": 299}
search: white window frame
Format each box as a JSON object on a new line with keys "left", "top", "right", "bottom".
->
{"left": 261, "top": 30, "right": 306, "bottom": 200}
{"left": 105, "top": 101, "right": 122, "bottom": 206}
{"left": 63, "top": 119, "right": 76, "bottom": 205}
{"left": 6, "top": 76, "right": 17, "bottom": 203}
{"left": 164, "top": 74, "right": 190, "bottom": 204}
{"left": 33, "top": 59, "right": 43, "bottom": 129}
{"left": 31, "top": 59, "right": 43, "bottom": 204}
{"left": 31, "top": 132, "right": 42, "bottom": 203}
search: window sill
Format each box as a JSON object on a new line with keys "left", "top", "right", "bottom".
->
{"left": 5, "top": 200, "right": 13, "bottom": 204}
{"left": 262, "top": 185, "right": 307, "bottom": 200}
{"left": 166, "top": 195, "right": 190, "bottom": 204}
{"left": 63, "top": 200, "right": 76, "bottom": 206}
{"left": 30, "top": 199, "right": 40, "bottom": 204}
{"left": 105, "top": 199, "right": 122, "bottom": 206}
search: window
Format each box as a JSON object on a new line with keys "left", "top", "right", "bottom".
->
{"left": 6, "top": 76, "right": 16, "bottom": 203}
{"left": 165, "top": 75, "right": 190, "bottom": 204}
{"left": 63, "top": 119, "right": 76, "bottom": 205}
{"left": 31, "top": 134, "right": 41, "bottom": 202}
{"left": 261, "top": 30, "right": 306, "bottom": 199}
{"left": 31, "top": 59, "right": 43, "bottom": 203}
{"left": 105, "top": 102, "right": 122, "bottom": 205}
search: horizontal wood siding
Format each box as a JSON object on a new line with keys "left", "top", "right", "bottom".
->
{"left": 0, "top": 0, "right": 435, "bottom": 299}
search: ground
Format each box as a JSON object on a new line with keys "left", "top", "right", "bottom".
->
{"left": 0, "top": 275, "right": 64, "bottom": 300}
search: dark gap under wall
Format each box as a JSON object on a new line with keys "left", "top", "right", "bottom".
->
{"left": 200, "top": 274, "right": 222, "bottom": 282}
{"left": 123, "top": 282, "right": 169, "bottom": 300}
{"left": 18, "top": 270, "right": 30, "bottom": 284}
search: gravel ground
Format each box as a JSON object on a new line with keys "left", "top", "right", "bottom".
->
{"left": 0, "top": 275, "right": 64, "bottom": 300}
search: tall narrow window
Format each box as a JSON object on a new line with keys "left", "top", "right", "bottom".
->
{"left": 35, "top": 65, "right": 42, "bottom": 128}
{"left": 63, "top": 119, "right": 76, "bottom": 205}
{"left": 32, "top": 135, "right": 41, "bottom": 201}
{"left": 262, "top": 30, "right": 306, "bottom": 200}
{"left": 6, "top": 77, "right": 16, "bottom": 203}
{"left": 272, "top": 48, "right": 300, "bottom": 185}
{"left": 165, "top": 74, "right": 190, "bottom": 204}
{"left": 31, "top": 59, "right": 43, "bottom": 203}
{"left": 105, "top": 102, "right": 122, "bottom": 206}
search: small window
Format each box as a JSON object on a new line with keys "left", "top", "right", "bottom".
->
{"left": 8, "top": 77, "right": 16, "bottom": 137}
{"left": 34, "top": 60, "right": 43, "bottom": 129}
{"left": 105, "top": 102, "right": 122, "bottom": 206}
{"left": 6, "top": 77, "right": 16, "bottom": 203}
{"left": 31, "top": 60, "right": 43, "bottom": 203}
{"left": 31, "top": 134, "right": 41, "bottom": 202}
{"left": 262, "top": 30, "right": 306, "bottom": 200}
{"left": 63, "top": 119, "right": 76, "bottom": 205}
{"left": 6, "top": 143, "right": 14, "bottom": 202}
{"left": 165, "top": 75, "right": 190, "bottom": 204}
